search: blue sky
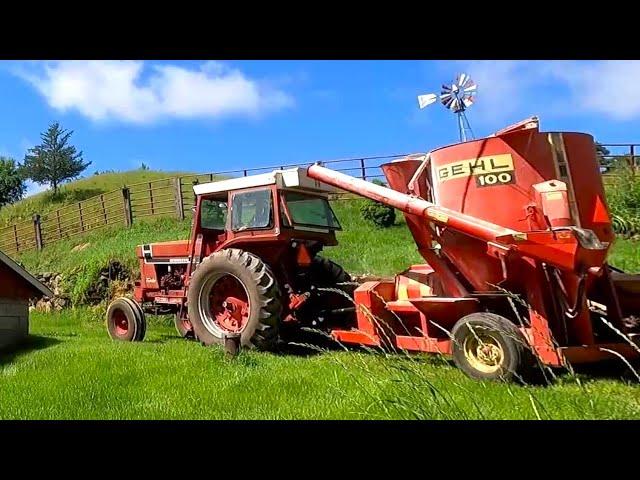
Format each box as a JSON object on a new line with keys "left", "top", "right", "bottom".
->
{"left": 2, "top": 60, "right": 640, "bottom": 196}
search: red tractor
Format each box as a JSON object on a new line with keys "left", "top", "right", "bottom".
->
{"left": 106, "top": 168, "right": 353, "bottom": 351}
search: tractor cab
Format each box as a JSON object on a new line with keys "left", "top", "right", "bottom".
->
{"left": 191, "top": 168, "right": 342, "bottom": 258}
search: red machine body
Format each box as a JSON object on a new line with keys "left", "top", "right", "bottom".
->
{"left": 129, "top": 168, "right": 345, "bottom": 336}
{"left": 308, "top": 117, "right": 640, "bottom": 368}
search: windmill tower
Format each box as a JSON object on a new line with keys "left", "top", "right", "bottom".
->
{"left": 417, "top": 73, "right": 477, "bottom": 142}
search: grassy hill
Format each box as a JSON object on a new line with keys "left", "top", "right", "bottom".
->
{"left": 1, "top": 169, "right": 640, "bottom": 419}
{"left": 0, "top": 169, "right": 188, "bottom": 225}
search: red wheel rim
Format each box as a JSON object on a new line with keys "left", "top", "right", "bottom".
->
{"left": 209, "top": 275, "right": 250, "bottom": 333}
{"left": 113, "top": 310, "right": 129, "bottom": 336}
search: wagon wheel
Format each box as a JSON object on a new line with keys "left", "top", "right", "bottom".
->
{"left": 451, "top": 312, "right": 533, "bottom": 382}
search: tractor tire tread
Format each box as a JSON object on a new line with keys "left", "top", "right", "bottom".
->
{"left": 188, "top": 248, "right": 281, "bottom": 351}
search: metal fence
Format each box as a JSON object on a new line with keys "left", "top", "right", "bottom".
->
{"left": 599, "top": 143, "right": 640, "bottom": 184}
{"left": 0, "top": 153, "right": 410, "bottom": 255}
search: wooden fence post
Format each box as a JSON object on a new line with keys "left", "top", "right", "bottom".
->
{"left": 174, "top": 177, "right": 185, "bottom": 220}
{"left": 100, "top": 194, "right": 108, "bottom": 225}
{"left": 13, "top": 224, "right": 19, "bottom": 252}
{"left": 78, "top": 202, "right": 84, "bottom": 231}
{"left": 33, "top": 214, "right": 43, "bottom": 251}
{"left": 192, "top": 179, "right": 199, "bottom": 207}
{"left": 56, "top": 210, "right": 62, "bottom": 239}
{"left": 148, "top": 182, "right": 155, "bottom": 215}
{"left": 631, "top": 145, "right": 636, "bottom": 176}
{"left": 122, "top": 187, "right": 133, "bottom": 227}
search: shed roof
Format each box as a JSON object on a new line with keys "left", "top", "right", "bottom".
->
{"left": 0, "top": 250, "right": 53, "bottom": 298}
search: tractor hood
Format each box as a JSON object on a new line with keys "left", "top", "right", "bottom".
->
{"left": 135, "top": 240, "right": 191, "bottom": 263}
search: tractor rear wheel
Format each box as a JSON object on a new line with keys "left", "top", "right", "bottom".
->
{"left": 451, "top": 312, "right": 532, "bottom": 383}
{"left": 106, "top": 297, "right": 146, "bottom": 342}
{"left": 187, "top": 249, "right": 281, "bottom": 350}
{"left": 289, "top": 255, "right": 355, "bottom": 340}
{"left": 174, "top": 313, "right": 195, "bottom": 339}
{"left": 310, "top": 256, "right": 352, "bottom": 286}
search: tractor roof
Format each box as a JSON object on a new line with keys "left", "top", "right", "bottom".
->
{"left": 193, "top": 167, "right": 337, "bottom": 196}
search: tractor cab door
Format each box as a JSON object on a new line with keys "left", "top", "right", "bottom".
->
{"left": 229, "top": 188, "right": 274, "bottom": 232}
{"left": 199, "top": 195, "right": 229, "bottom": 248}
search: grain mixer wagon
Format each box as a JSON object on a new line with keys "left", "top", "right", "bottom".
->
{"left": 306, "top": 117, "right": 640, "bottom": 380}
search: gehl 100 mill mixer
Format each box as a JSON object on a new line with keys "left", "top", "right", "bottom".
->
{"left": 106, "top": 117, "right": 640, "bottom": 381}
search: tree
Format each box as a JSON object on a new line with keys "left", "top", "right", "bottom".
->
{"left": 596, "top": 142, "right": 612, "bottom": 169}
{"left": 0, "top": 157, "right": 26, "bottom": 207}
{"left": 22, "top": 122, "right": 91, "bottom": 195}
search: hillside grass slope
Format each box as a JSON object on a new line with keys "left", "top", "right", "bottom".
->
{"left": 0, "top": 169, "right": 188, "bottom": 225}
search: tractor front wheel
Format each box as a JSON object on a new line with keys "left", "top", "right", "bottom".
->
{"left": 106, "top": 297, "right": 147, "bottom": 342}
{"left": 451, "top": 312, "right": 532, "bottom": 382}
{"left": 187, "top": 249, "right": 281, "bottom": 350}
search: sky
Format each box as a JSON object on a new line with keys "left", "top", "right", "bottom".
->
{"left": 2, "top": 60, "right": 640, "bottom": 197}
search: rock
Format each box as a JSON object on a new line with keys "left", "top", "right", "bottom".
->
{"left": 71, "top": 243, "right": 90, "bottom": 252}
{"left": 30, "top": 272, "right": 71, "bottom": 312}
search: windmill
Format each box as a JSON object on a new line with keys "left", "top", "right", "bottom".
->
{"left": 417, "top": 73, "right": 477, "bottom": 142}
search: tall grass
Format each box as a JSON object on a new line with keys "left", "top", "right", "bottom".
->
{"left": 605, "top": 163, "right": 640, "bottom": 236}
{"left": 1, "top": 309, "right": 639, "bottom": 419}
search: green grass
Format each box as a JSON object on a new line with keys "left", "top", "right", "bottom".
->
{"left": 608, "top": 236, "right": 640, "bottom": 272}
{"left": 1, "top": 308, "right": 638, "bottom": 420}
{"left": 0, "top": 169, "right": 188, "bottom": 225}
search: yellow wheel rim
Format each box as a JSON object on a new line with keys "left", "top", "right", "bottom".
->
{"left": 463, "top": 330, "right": 505, "bottom": 374}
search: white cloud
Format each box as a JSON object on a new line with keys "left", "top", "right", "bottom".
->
{"left": 451, "top": 60, "right": 640, "bottom": 127}
{"left": 542, "top": 61, "right": 640, "bottom": 121}
{"left": 14, "top": 61, "right": 294, "bottom": 125}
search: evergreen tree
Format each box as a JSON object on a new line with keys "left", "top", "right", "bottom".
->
{"left": 22, "top": 122, "right": 91, "bottom": 195}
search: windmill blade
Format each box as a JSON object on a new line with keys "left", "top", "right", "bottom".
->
{"left": 441, "top": 84, "right": 452, "bottom": 93}
{"left": 462, "top": 95, "right": 475, "bottom": 108}
{"left": 457, "top": 73, "right": 468, "bottom": 87}
{"left": 463, "top": 81, "right": 477, "bottom": 93}
{"left": 417, "top": 93, "right": 437, "bottom": 109}
{"left": 441, "top": 95, "right": 454, "bottom": 109}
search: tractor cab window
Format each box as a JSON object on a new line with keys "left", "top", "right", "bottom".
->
{"left": 284, "top": 192, "right": 342, "bottom": 230}
{"left": 200, "top": 199, "right": 228, "bottom": 230}
{"left": 231, "top": 189, "right": 273, "bottom": 231}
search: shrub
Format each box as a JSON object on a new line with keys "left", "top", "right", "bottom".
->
{"left": 360, "top": 178, "right": 396, "bottom": 228}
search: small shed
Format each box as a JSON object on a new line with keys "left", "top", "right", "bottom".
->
{"left": 0, "top": 250, "right": 53, "bottom": 350}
